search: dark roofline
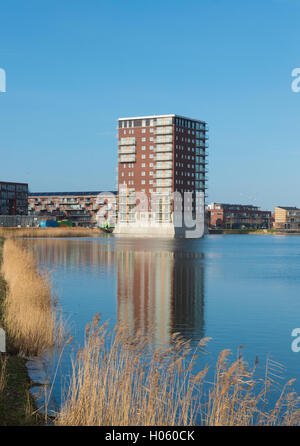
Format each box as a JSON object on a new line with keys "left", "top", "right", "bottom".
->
{"left": 29, "top": 191, "right": 118, "bottom": 197}
{"left": 0, "top": 181, "right": 28, "bottom": 186}
{"left": 213, "top": 203, "right": 260, "bottom": 208}
{"left": 276, "top": 206, "right": 300, "bottom": 211}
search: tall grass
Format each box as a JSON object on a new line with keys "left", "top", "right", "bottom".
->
{"left": 1, "top": 239, "right": 62, "bottom": 356}
{"left": 0, "top": 227, "right": 102, "bottom": 239}
{"left": 55, "top": 316, "right": 300, "bottom": 426}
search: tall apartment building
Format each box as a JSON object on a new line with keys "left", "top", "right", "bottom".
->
{"left": 0, "top": 181, "right": 28, "bottom": 215}
{"left": 115, "top": 114, "right": 208, "bottom": 237}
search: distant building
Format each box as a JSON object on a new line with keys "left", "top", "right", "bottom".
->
{"left": 274, "top": 206, "right": 300, "bottom": 231}
{"left": 116, "top": 114, "right": 208, "bottom": 237}
{"left": 28, "top": 191, "right": 117, "bottom": 226}
{"left": 208, "top": 203, "right": 272, "bottom": 229}
{"left": 0, "top": 181, "right": 28, "bottom": 215}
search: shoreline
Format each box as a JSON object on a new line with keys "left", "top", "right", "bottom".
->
{"left": 208, "top": 229, "right": 300, "bottom": 236}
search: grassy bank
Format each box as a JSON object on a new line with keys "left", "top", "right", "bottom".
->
{"left": 55, "top": 316, "right": 300, "bottom": 426}
{"left": 0, "top": 238, "right": 43, "bottom": 425}
{"left": 0, "top": 227, "right": 104, "bottom": 238}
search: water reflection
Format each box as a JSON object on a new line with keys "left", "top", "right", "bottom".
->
{"left": 24, "top": 237, "right": 206, "bottom": 345}
{"left": 117, "top": 249, "right": 205, "bottom": 344}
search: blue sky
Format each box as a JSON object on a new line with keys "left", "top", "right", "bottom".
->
{"left": 0, "top": 0, "right": 300, "bottom": 210}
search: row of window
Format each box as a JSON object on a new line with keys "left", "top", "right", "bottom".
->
{"left": 1, "top": 184, "right": 28, "bottom": 192}
{"left": 119, "top": 117, "right": 174, "bottom": 129}
{"left": 0, "top": 192, "right": 28, "bottom": 199}
{"left": 119, "top": 117, "right": 206, "bottom": 129}
{"left": 176, "top": 128, "right": 206, "bottom": 137}
{"left": 175, "top": 136, "right": 207, "bottom": 145}
{"left": 175, "top": 118, "right": 206, "bottom": 130}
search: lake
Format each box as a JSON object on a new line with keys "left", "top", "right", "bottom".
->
{"left": 24, "top": 234, "right": 300, "bottom": 411}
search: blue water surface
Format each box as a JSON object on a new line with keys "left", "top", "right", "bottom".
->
{"left": 25, "top": 234, "right": 300, "bottom": 410}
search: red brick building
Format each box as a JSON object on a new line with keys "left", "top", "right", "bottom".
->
{"left": 116, "top": 114, "right": 208, "bottom": 236}
{"left": 208, "top": 203, "right": 272, "bottom": 229}
{"left": 28, "top": 191, "right": 117, "bottom": 226}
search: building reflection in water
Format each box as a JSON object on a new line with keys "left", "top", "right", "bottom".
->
{"left": 117, "top": 246, "right": 205, "bottom": 345}
{"left": 23, "top": 238, "right": 205, "bottom": 345}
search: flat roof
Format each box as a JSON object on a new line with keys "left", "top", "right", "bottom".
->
{"left": 29, "top": 191, "right": 117, "bottom": 197}
{"left": 0, "top": 181, "right": 28, "bottom": 185}
{"left": 213, "top": 203, "right": 260, "bottom": 208}
{"left": 276, "top": 206, "right": 300, "bottom": 211}
{"left": 118, "top": 114, "right": 207, "bottom": 124}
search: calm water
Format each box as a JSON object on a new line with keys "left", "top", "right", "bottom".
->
{"left": 25, "top": 234, "right": 300, "bottom": 409}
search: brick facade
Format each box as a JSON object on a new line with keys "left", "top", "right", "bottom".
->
{"left": 0, "top": 181, "right": 28, "bottom": 215}
{"left": 28, "top": 191, "right": 117, "bottom": 226}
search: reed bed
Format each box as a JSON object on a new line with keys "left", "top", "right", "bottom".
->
{"left": 0, "top": 227, "right": 102, "bottom": 239}
{"left": 55, "top": 316, "right": 300, "bottom": 426}
{"left": 1, "top": 239, "right": 62, "bottom": 356}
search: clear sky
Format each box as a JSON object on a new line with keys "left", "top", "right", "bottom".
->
{"left": 1, "top": 0, "right": 300, "bottom": 210}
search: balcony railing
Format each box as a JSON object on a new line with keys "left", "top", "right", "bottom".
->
{"left": 156, "top": 161, "right": 172, "bottom": 170}
{"left": 156, "top": 118, "right": 173, "bottom": 126}
{"left": 156, "top": 135, "right": 173, "bottom": 144}
{"left": 119, "top": 146, "right": 136, "bottom": 154}
{"left": 119, "top": 137, "right": 136, "bottom": 145}
{"left": 155, "top": 152, "right": 172, "bottom": 161}
{"left": 155, "top": 126, "right": 173, "bottom": 135}
{"left": 155, "top": 143, "right": 173, "bottom": 152}
{"left": 155, "top": 170, "right": 173, "bottom": 179}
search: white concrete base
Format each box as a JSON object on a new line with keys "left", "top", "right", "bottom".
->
{"left": 114, "top": 222, "right": 175, "bottom": 238}
{"left": 114, "top": 221, "right": 207, "bottom": 238}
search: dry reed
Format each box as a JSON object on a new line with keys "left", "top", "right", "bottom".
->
{"left": 0, "top": 227, "right": 102, "bottom": 239}
{"left": 1, "top": 239, "right": 62, "bottom": 356}
{"left": 55, "top": 316, "right": 300, "bottom": 426}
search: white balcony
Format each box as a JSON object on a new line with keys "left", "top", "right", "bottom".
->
{"left": 155, "top": 126, "right": 173, "bottom": 135}
{"left": 156, "top": 161, "right": 173, "bottom": 170}
{"left": 119, "top": 146, "right": 136, "bottom": 154}
{"left": 156, "top": 135, "right": 173, "bottom": 144}
{"left": 155, "top": 170, "right": 173, "bottom": 179}
{"left": 155, "top": 143, "right": 173, "bottom": 152}
{"left": 119, "top": 137, "right": 136, "bottom": 145}
{"left": 156, "top": 117, "right": 173, "bottom": 126}
{"left": 156, "top": 152, "right": 172, "bottom": 161}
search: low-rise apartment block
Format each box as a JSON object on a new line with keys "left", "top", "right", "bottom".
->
{"left": 28, "top": 191, "right": 117, "bottom": 226}
{"left": 274, "top": 206, "right": 300, "bottom": 231}
{"left": 208, "top": 203, "right": 272, "bottom": 229}
{"left": 0, "top": 181, "right": 28, "bottom": 215}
